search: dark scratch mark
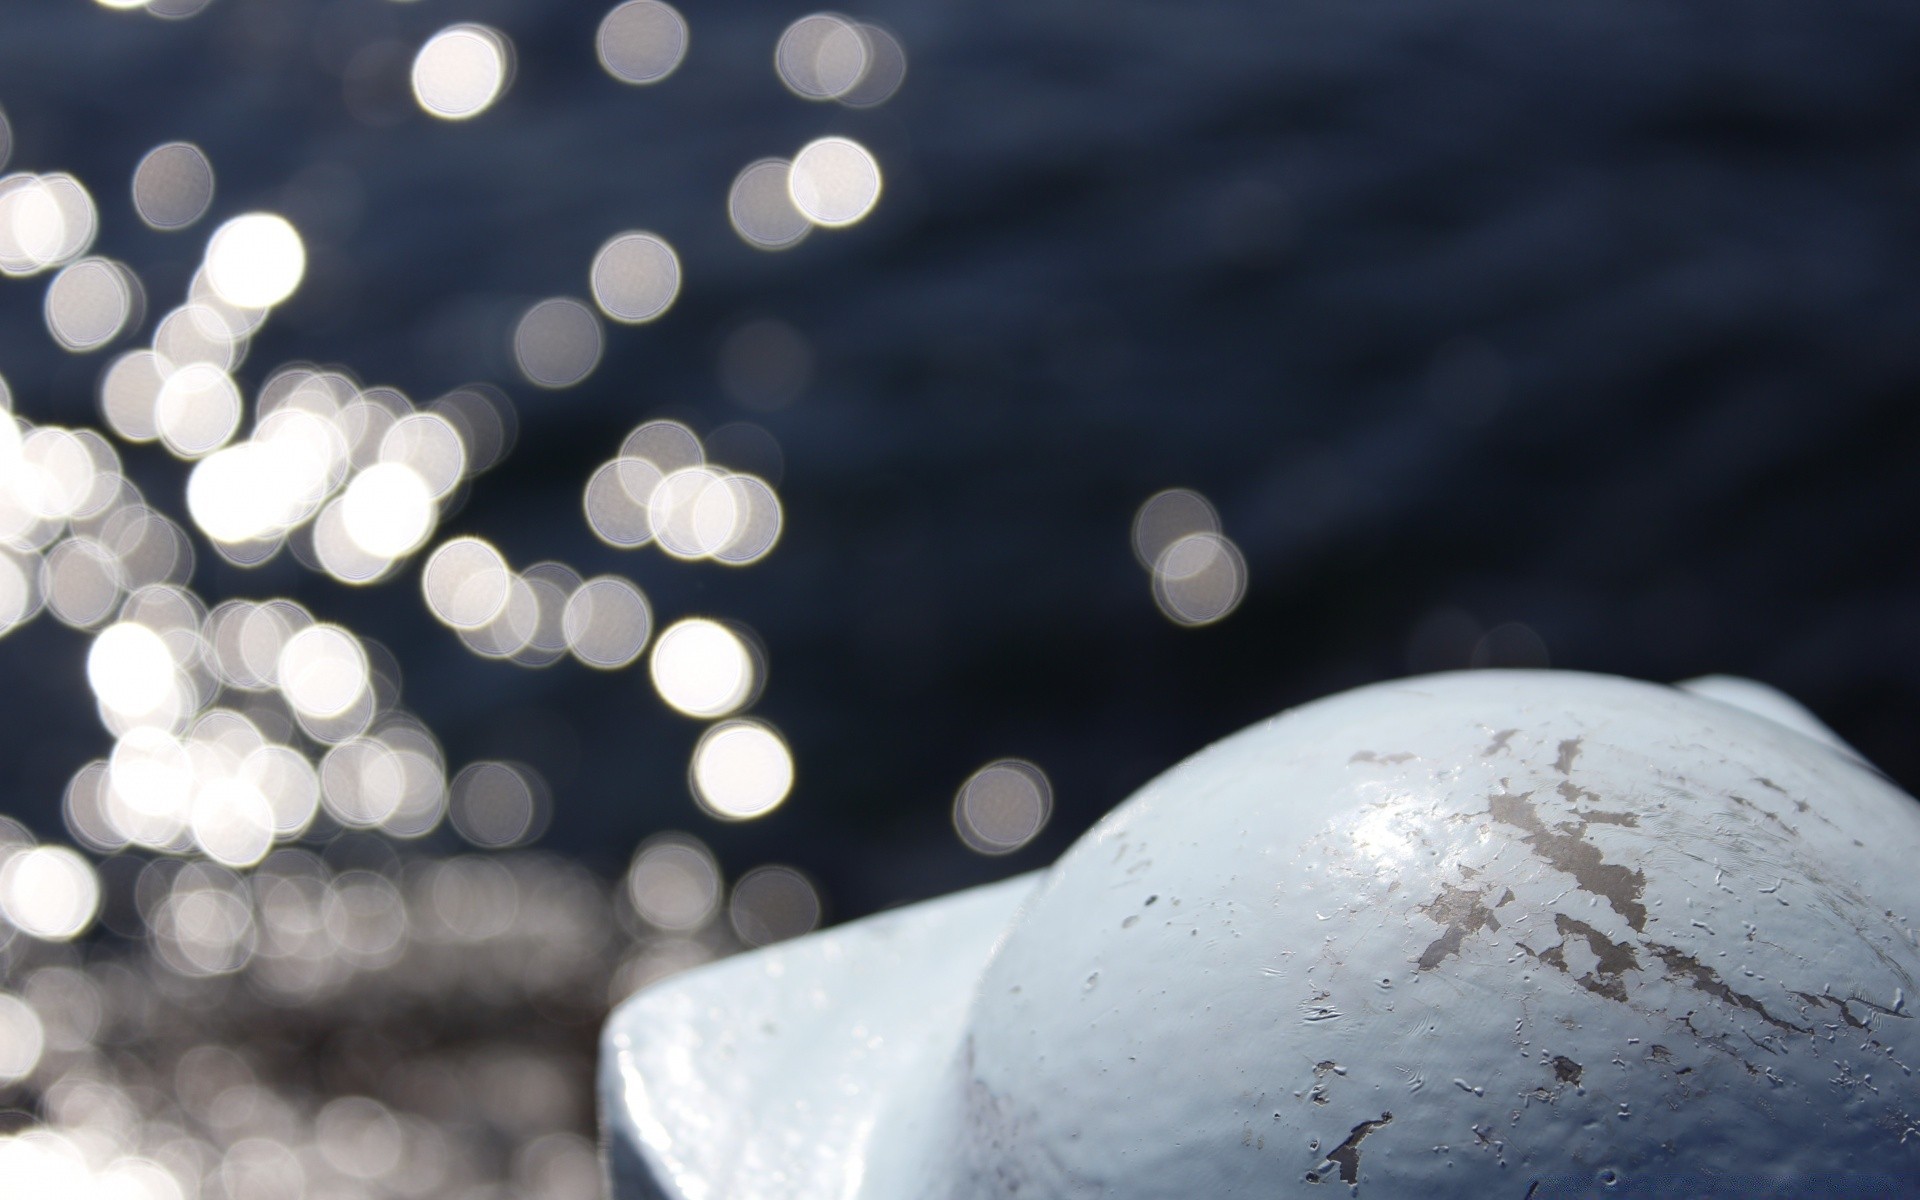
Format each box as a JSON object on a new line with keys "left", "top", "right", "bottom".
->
{"left": 1554, "top": 737, "right": 1582, "bottom": 774}
{"left": 1490, "top": 791, "right": 1648, "bottom": 932}
{"left": 1576, "top": 808, "right": 1639, "bottom": 827}
{"left": 1324, "top": 1112, "right": 1393, "bottom": 1184}
{"left": 1649, "top": 944, "right": 1809, "bottom": 1033}
{"left": 1525, "top": 1184, "right": 1540, "bottom": 1200}
{"left": 1416, "top": 884, "right": 1502, "bottom": 970}
{"left": 1799, "top": 990, "right": 1913, "bottom": 1027}
{"left": 1550, "top": 1055, "right": 1582, "bottom": 1084}
{"left": 1484, "top": 729, "right": 1518, "bottom": 756}
{"left": 1728, "top": 793, "right": 1797, "bottom": 835}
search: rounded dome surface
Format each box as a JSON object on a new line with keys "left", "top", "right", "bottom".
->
{"left": 604, "top": 672, "right": 1920, "bottom": 1198}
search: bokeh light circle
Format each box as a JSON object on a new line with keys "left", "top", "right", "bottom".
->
{"left": 728, "top": 864, "right": 822, "bottom": 946}
{"left": 1151, "top": 531, "right": 1248, "bottom": 626}
{"left": 689, "top": 720, "right": 793, "bottom": 821}
{"left": 0, "top": 994, "right": 43, "bottom": 1084}
{"left": 589, "top": 232, "right": 681, "bottom": 324}
{"left": 562, "top": 575, "right": 652, "bottom": 669}
{"left": 649, "top": 619, "right": 756, "bottom": 717}
{"left": 788, "top": 137, "right": 882, "bottom": 227}
{"left": 596, "top": 1, "right": 689, "bottom": 85}
{"left": 952, "top": 759, "right": 1053, "bottom": 855}
{"left": 0, "top": 847, "right": 100, "bottom": 940}
{"left": 412, "top": 24, "right": 513, "bottom": 121}
{"left": 203, "top": 213, "right": 305, "bottom": 309}
{"left": 728, "top": 159, "right": 811, "bottom": 251}
{"left": 131, "top": 141, "right": 214, "bottom": 231}
{"left": 513, "top": 297, "right": 602, "bottom": 389}
{"left": 341, "top": 463, "right": 435, "bottom": 559}
{"left": 44, "top": 258, "right": 134, "bottom": 351}
{"left": 422, "top": 537, "right": 511, "bottom": 630}
{"left": 624, "top": 834, "right": 719, "bottom": 931}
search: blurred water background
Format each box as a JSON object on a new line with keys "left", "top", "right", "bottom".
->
{"left": 0, "top": 0, "right": 1916, "bottom": 1195}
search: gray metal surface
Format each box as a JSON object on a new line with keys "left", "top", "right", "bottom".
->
{"left": 604, "top": 670, "right": 1920, "bottom": 1196}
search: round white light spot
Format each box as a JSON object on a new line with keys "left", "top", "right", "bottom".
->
{"left": 650, "top": 618, "right": 755, "bottom": 718}
{"left": 44, "top": 258, "right": 134, "bottom": 351}
{"left": 788, "top": 137, "right": 881, "bottom": 227}
{"left": 87, "top": 621, "right": 176, "bottom": 719}
{"left": 154, "top": 363, "right": 241, "bottom": 458}
{"left": 597, "top": 1, "right": 688, "bottom": 85}
{"left": 589, "top": 232, "right": 681, "bottom": 324}
{"left": 277, "top": 624, "right": 369, "bottom": 719}
{"left": 690, "top": 720, "right": 793, "bottom": 821}
{"left": 341, "top": 463, "right": 435, "bottom": 559}
{"left": 204, "top": 213, "right": 305, "bottom": 309}
{"left": 412, "top": 24, "right": 512, "bottom": 120}
{"left": 421, "top": 537, "right": 511, "bottom": 629}
{"left": 0, "top": 994, "right": 43, "bottom": 1084}
{"left": 0, "top": 847, "right": 99, "bottom": 940}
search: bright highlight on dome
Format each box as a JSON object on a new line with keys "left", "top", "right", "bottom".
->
{"left": 689, "top": 720, "right": 793, "bottom": 821}
{"left": 788, "top": 137, "right": 882, "bottom": 227}
{"left": 597, "top": 0, "right": 688, "bottom": 85}
{"left": 412, "top": 24, "right": 513, "bottom": 120}
{"left": 203, "top": 212, "right": 305, "bottom": 309}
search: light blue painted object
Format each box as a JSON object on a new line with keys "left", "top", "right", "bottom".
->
{"left": 601, "top": 671, "right": 1920, "bottom": 1197}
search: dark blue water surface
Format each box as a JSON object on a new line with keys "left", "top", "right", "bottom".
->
{"left": 0, "top": 0, "right": 1917, "bottom": 923}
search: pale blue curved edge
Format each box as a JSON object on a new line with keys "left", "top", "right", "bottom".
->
{"left": 1675, "top": 673, "right": 1866, "bottom": 763}
{"left": 599, "top": 871, "right": 1043, "bottom": 1200}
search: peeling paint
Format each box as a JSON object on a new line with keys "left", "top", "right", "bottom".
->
{"left": 1648, "top": 943, "right": 1809, "bottom": 1034}
{"left": 1416, "top": 883, "right": 1503, "bottom": 970}
{"left": 1489, "top": 790, "right": 1648, "bottom": 932}
{"left": 1311, "top": 1111, "right": 1393, "bottom": 1185}
{"left": 1554, "top": 738, "right": 1582, "bottom": 775}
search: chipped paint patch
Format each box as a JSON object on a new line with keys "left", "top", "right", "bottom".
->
{"left": 1489, "top": 790, "right": 1648, "bottom": 931}
{"left": 1416, "top": 883, "right": 1504, "bottom": 970}
{"left": 1306, "top": 1111, "right": 1393, "bottom": 1185}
